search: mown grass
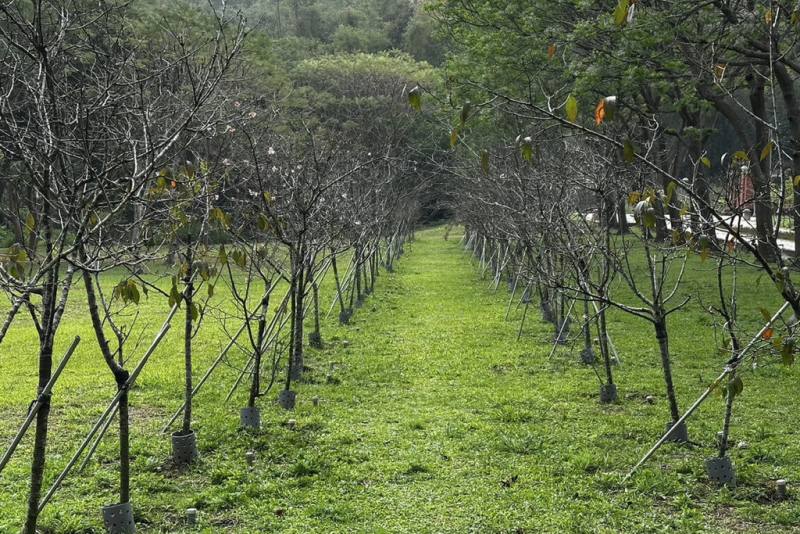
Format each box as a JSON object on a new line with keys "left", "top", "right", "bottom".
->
{"left": 0, "top": 226, "right": 798, "bottom": 532}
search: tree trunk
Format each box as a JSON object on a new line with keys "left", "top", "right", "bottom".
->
{"left": 749, "top": 75, "right": 777, "bottom": 259}
{"left": 773, "top": 64, "right": 800, "bottom": 259}
{"left": 182, "top": 246, "right": 194, "bottom": 435}
{"left": 23, "top": 390, "right": 50, "bottom": 533}
{"left": 654, "top": 317, "right": 680, "bottom": 422}
{"left": 695, "top": 173, "right": 715, "bottom": 240}
{"left": 23, "top": 205, "right": 58, "bottom": 534}
{"left": 597, "top": 303, "right": 613, "bottom": 386}
{"left": 582, "top": 297, "right": 592, "bottom": 353}
{"left": 651, "top": 136, "right": 669, "bottom": 240}
{"left": 285, "top": 270, "right": 297, "bottom": 390}
{"left": 7, "top": 181, "right": 26, "bottom": 248}
{"left": 719, "top": 371, "right": 736, "bottom": 457}
{"left": 118, "top": 387, "right": 130, "bottom": 503}
{"left": 616, "top": 195, "right": 629, "bottom": 234}
{"left": 663, "top": 175, "right": 683, "bottom": 236}
{"left": 371, "top": 251, "right": 378, "bottom": 289}
{"left": 653, "top": 195, "right": 668, "bottom": 241}
{"left": 311, "top": 282, "right": 321, "bottom": 340}
{"left": 166, "top": 239, "right": 179, "bottom": 266}
{"left": 661, "top": 136, "right": 684, "bottom": 235}
{"left": 331, "top": 250, "right": 347, "bottom": 316}
{"left": 348, "top": 257, "right": 357, "bottom": 309}
{"left": 249, "top": 295, "right": 269, "bottom": 408}
{"left": 682, "top": 130, "right": 716, "bottom": 243}
{"left": 23, "top": 348, "right": 52, "bottom": 534}
{"left": 291, "top": 257, "right": 304, "bottom": 381}
{"left": 355, "top": 247, "right": 363, "bottom": 304}
{"left": 83, "top": 266, "right": 131, "bottom": 504}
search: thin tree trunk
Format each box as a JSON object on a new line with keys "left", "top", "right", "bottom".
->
{"left": 616, "top": 196, "right": 629, "bottom": 234}
{"left": 667, "top": 148, "right": 684, "bottom": 232}
{"left": 582, "top": 297, "right": 592, "bottom": 352}
{"left": 331, "top": 250, "right": 347, "bottom": 316}
{"left": 719, "top": 371, "right": 736, "bottom": 457}
{"left": 371, "top": 251, "right": 377, "bottom": 289}
{"left": 773, "top": 64, "right": 800, "bottom": 259}
{"left": 285, "top": 270, "right": 297, "bottom": 391}
{"left": 749, "top": 75, "right": 777, "bottom": 259}
{"left": 355, "top": 247, "right": 362, "bottom": 304}
{"left": 24, "top": 201, "right": 57, "bottom": 534}
{"left": 312, "top": 282, "right": 321, "bottom": 340}
{"left": 24, "top": 346, "right": 52, "bottom": 534}
{"left": 291, "top": 255, "right": 304, "bottom": 381}
{"left": 118, "top": 389, "right": 130, "bottom": 502}
{"left": 83, "top": 267, "right": 132, "bottom": 503}
{"left": 654, "top": 317, "right": 680, "bottom": 422}
{"left": 653, "top": 195, "right": 668, "bottom": 241}
{"left": 249, "top": 295, "right": 269, "bottom": 408}
{"left": 385, "top": 238, "right": 393, "bottom": 269}
{"left": 650, "top": 137, "right": 669, "bottom": 240}
{"left": 26, "top": 354, "right": 57, "bottom": 526}
{"left": 598, "top": 304, "right": 613, "bottom": 385}
{"left": 182, "top": 245, "right": 194, "bottom": 435}
{"left": 663, "top": 175, "right": 683, "bottom": 236}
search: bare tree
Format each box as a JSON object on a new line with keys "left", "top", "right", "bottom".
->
{"left": 0, "top": 1, "right": 243, "bottom": 529}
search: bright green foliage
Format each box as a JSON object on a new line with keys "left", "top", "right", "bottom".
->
{"left": 186, "top": 0, "right": 445, "bottom": 63}
{"left": 289, "top": 52, "right": 441, "bottom": 156}
{"left": 565, "top": 94, "right": 578, "bottom": 122}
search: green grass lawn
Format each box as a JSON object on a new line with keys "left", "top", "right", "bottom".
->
{"left": 0, "top": 226, "right": 798, "bottom": 532}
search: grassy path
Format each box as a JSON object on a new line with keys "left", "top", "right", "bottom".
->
{"left": 215, "top": 227, "right": 795, "bottom": 533}
{"left": 265, "top": 225, "right": 579, "bottom": 532}
{"left": 2, "top": 226, "right": 799, "bottom": 532}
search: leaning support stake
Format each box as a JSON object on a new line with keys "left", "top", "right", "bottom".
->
{"left": 226, "top": 258, "right": 334, "bottom": 402}
{"left": 88, "top": 279, "right": 224, "bottom": 458}
{"left": 159, "top": 320, "right": 249, "bottom": 433}
{"left": 158, "top": 278, "right": 282, "bottom": 434}
{"left": 548, "top": 298, "right": 576, "bottom": 359}
{"left": 505, "top": 267, "right": 523, "bottom": 320}
{"left": 0, "top": 336, "right": 81, "bottom": 476}
{"left": 225, "top": 270, "right": 324, "bottom": 403}
{"left": 224, "top": 292, "right": 291, "bottom": 403}
{"left": 326, "top": 255, "right": 357, "bottom": 318}
{"left": 624, "top": 301, "right": 791, "bottom": 482}
{"left": 517, "top": 300, "right": 530, "bottom": 341}
{"left": 78, "top": 405, "right": 117, "bottom": 473}
{"left": 37, "top": 321, "right": 173, "bottom": 512}
{"left": 492, "top": 244, "right": 511, "bottom": 290}
{"left": 591, "top": 300, "right": 621, "bottom": 364}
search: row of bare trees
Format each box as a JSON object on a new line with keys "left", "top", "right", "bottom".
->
{"left": 445, "top": 123, "right": 797, "bottom": 489}
{"left": 418, "top": 0, "right": 800, "bottom": 491}
{"left": 0, "top": 1, "right": 245, "bottom": 530}
{"left": 0, "top": 2, "right": 426, "bottom": 532}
